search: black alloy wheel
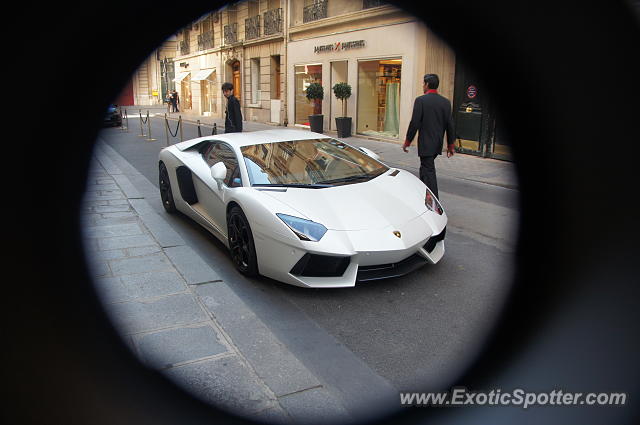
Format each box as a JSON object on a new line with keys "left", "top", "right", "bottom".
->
{"left": 227, "top": 206, "right": 258, "bottom": 277}
{"left": 158, "top": 162, "right": 177, "bottom": 213}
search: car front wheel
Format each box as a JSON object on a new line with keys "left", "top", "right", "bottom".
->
{"left": 227, "top": 206, "right": 258, "bottom": 277}
{"left": 159, "top": 162, "right": 177, "bottom": 214}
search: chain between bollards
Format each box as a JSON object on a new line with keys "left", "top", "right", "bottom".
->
{"left": 164, "top": 114, "right": 183, "bottom": 146}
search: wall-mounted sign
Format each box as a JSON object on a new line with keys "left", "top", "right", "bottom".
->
{"left": 466, "top": 85, "right": 478, "bottom": 99}
{"left": 314, "top": 40, "right": 366, "bottom": 54}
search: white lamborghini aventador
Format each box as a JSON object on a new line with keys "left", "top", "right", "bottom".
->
{"left": 158, "top": 129, "right": 447, "bottom": 288}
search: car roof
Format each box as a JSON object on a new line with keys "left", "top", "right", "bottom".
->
{"left": 173, "top": 129, "right": 332, "bottom": 151}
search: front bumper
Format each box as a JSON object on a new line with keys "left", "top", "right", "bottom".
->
{"left": 253, "top": 211, "right": 447, "bottom": 288}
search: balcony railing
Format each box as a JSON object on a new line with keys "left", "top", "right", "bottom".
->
{"left": 363, "top": 0, "right": 383, "bottom": 9}
{"left": 245, "top": 15, "right": 261, "bottom": 40}
{"left": 224, "top": 23, "right": 238, "bottom": 44}
{"left": 264, "top": 7, "right": 283, "bottom": 35}
{"left": 197, "top": 31, "right": 214, "bottom": 50}
{"left": 303, "top": 0, "right": 328, "bottom": 23}
{"left": 179, "top": 40, "right": 190, "bottom": 55}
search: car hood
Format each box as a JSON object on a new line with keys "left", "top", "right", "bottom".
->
{"left": 261, "top": 170, "right": 429, "bottom": 231}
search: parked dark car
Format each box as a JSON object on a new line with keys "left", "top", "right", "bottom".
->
{"left": 104, "top": 104, "right": 122, "bottom": 127}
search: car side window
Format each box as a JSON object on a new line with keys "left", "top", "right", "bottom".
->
{"left": 204, "top": 142, "right": 242, "bottom": 187}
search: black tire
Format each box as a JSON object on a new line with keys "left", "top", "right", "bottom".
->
{"left": 227, "top": 206, "right": 259, "bottom": 277}
{"left": 158, "top": 162, "right": 177, "bottom": 214}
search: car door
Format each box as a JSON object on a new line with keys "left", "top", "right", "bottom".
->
{"left": 193, "top": 142, "right": 243, "bottom": 236}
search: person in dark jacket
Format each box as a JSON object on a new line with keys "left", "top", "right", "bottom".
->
{"left": 222, "top": 82, "right": 243, "bottom": 133}
{"left": 170, "top": 89, "right": 180, "bottom": 112}
{"left": 402, "top": 74, "right": 455, "bottom": 198}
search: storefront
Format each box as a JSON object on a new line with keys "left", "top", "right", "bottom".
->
{"left": 452, "top": 59, "right": 512, "bottom": 160}
{"left": 287, "top": 21, "right": 427, "bottom": 141}
{"left": 192, "top": 68, "right": 217, "bottom": 116}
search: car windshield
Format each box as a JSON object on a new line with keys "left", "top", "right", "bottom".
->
{"left": 240, "top": 138, "right": 388, "bottom": 187}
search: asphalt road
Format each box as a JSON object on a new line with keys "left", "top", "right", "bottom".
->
{"left": 94, "top": 116, "right": 519, "bottom": 394}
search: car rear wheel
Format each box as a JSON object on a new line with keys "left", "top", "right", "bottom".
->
{"left": 227, "top": 206, "right": 258, "bottom": 277}
{"left": 159, "top": 162, "right": 177, "bottom": 214}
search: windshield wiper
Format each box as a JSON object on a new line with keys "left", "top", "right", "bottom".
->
{"left": 252, "top": 183, "right": 332, "bottom": 189}
{"left": 316, "top": 174, "right": 373, "bottom": 185}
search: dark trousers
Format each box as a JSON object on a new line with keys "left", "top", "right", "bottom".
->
{"left": 419, "top": 155, "right": 439, "bottom": 198}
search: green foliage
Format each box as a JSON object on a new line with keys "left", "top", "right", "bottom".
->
{"left": 332, "top": 82, "right": 352, "bottom": 101}
{"left": 333, "top": 82, "right": 352, "bottom": 117}
{"left": 305, "top": 82, "right": 324, "bottom": 101}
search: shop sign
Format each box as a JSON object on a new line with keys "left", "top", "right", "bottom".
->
{"left": 466, "top": 85, "right": 478, "bottom": 99}
{"left": 314, "top": 40, "right": 366, "bottom": 54}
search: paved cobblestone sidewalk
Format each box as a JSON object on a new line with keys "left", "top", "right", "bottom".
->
{"left": 81, "top": 148, "right": 353, "bottom": 425}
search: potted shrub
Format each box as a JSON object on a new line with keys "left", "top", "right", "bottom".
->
{"left": 305, "top": 82, "right": 324, "bottom": 133}
{"left": 332, "top": 82, "right": 352, "bottom": 138}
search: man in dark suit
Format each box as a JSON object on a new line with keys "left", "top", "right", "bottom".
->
{"left": 222, "top": 82, "right": 243, "bottom": 133}
{"left": 403, "top": 74, "right": 455, "bottom": 199}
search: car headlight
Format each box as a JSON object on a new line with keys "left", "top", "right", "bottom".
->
{"left": 276, "top": 213, "right": 327, "bottom": 242}
{"left": 425, "top": 188, "right": 444, "bottom": 215}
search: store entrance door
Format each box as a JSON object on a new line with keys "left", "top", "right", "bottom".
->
{"left": 232, "top": 60, "right": 241, "bottom": 105}
{"left": 453, "top": 61, "right": 487, "bottom": 156}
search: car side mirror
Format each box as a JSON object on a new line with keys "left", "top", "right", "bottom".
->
{"left": 211, "top": 162, "right": 227, "bottom": 181}
{"left": 358, "top": 147, "right": 381, "bottom": 161}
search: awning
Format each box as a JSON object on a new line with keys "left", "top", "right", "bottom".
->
{"left": 172, "top": 72, "right": 190, "bottom": 82}
{"left": 192, "top": 69, "right": 216, "bottom": 82}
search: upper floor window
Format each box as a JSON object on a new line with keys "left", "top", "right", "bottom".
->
{"left": 363, "top": 0, "right": 384, "bottom": 9}
{"left": 198, "top": 15, "right": 214, "bottom": 50}
{"left": 180, "top": 29, "right": 190, "bottom": 55}
{"left": 303, "top": 0, "right": 328, "bottom": 23}
{"left": 248, "top": 0, "right": 259, "bottom": 17}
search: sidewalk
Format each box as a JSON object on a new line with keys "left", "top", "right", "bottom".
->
{"left": 126, "top": 106, "right": 518, "bottom": 191}
{"left": 81, "top": 142, "right": 355, "bottom": 425}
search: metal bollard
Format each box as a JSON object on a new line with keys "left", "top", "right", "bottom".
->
{"left": 124, "top": 109, "right": 129, "bottom": 132}
{"left": 165, "top": 114, "right": 169, "bottom": 146}
{"left": 212, "top": 123, "right": 217, "bottom": 135}
{"left": 146, "top": 111, "right": 156, "bottom": 141}
{"left": 179, "top": 116, "right": 183, "bottom": 143}
{"left": 197, "top": 120, "right": 202, "bottom": 137}
{"left": 138, "top": 109, "right": 145, "bottom": 137}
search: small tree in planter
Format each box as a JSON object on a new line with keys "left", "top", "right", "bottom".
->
{"left": 305, "top": 82, "right": 324, "bottom": 133}
{"left": 332, "top": 82, "right": 352, "bottom": 138}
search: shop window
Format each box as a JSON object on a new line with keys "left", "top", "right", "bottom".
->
{"left": 294, "top": 64, "right": 322, "bottom": 126}
{"left": 357, "top": 59, "right": 402, "bottom": 139}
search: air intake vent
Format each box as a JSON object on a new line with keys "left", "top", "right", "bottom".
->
{"left": 290, "top": 254, "right": 350, "bottom": 277}
{"left": 424, "top": 227, "right": 446, "bottom": 253}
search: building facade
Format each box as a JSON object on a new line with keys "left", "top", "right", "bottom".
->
{"left": 170, "top": 0, "right": 286, "bottom": 123}
{"left": 125, "top": 0, "right": 511, "bottom": 159}
{"left": 129, "top": 37, "right": 178, "bottom": 106}
{"left": 286, "top": 0, "right": 455, "bottom": 142}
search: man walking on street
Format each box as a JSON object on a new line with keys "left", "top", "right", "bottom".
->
{"left": 403, "top": 73, "right": 455, "bottom": 199}
{"left": 222, "top": 82, "right": 243, "bottom": 133}
{"left": 170, "top": 89, "right": 180, "bottom": 113}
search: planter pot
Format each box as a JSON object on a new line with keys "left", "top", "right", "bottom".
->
{"left": 308, "top": 114, "right": 324, "bottom": 133}
{"left": 335, "top": 117, "right": 352, "bottom": 138}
